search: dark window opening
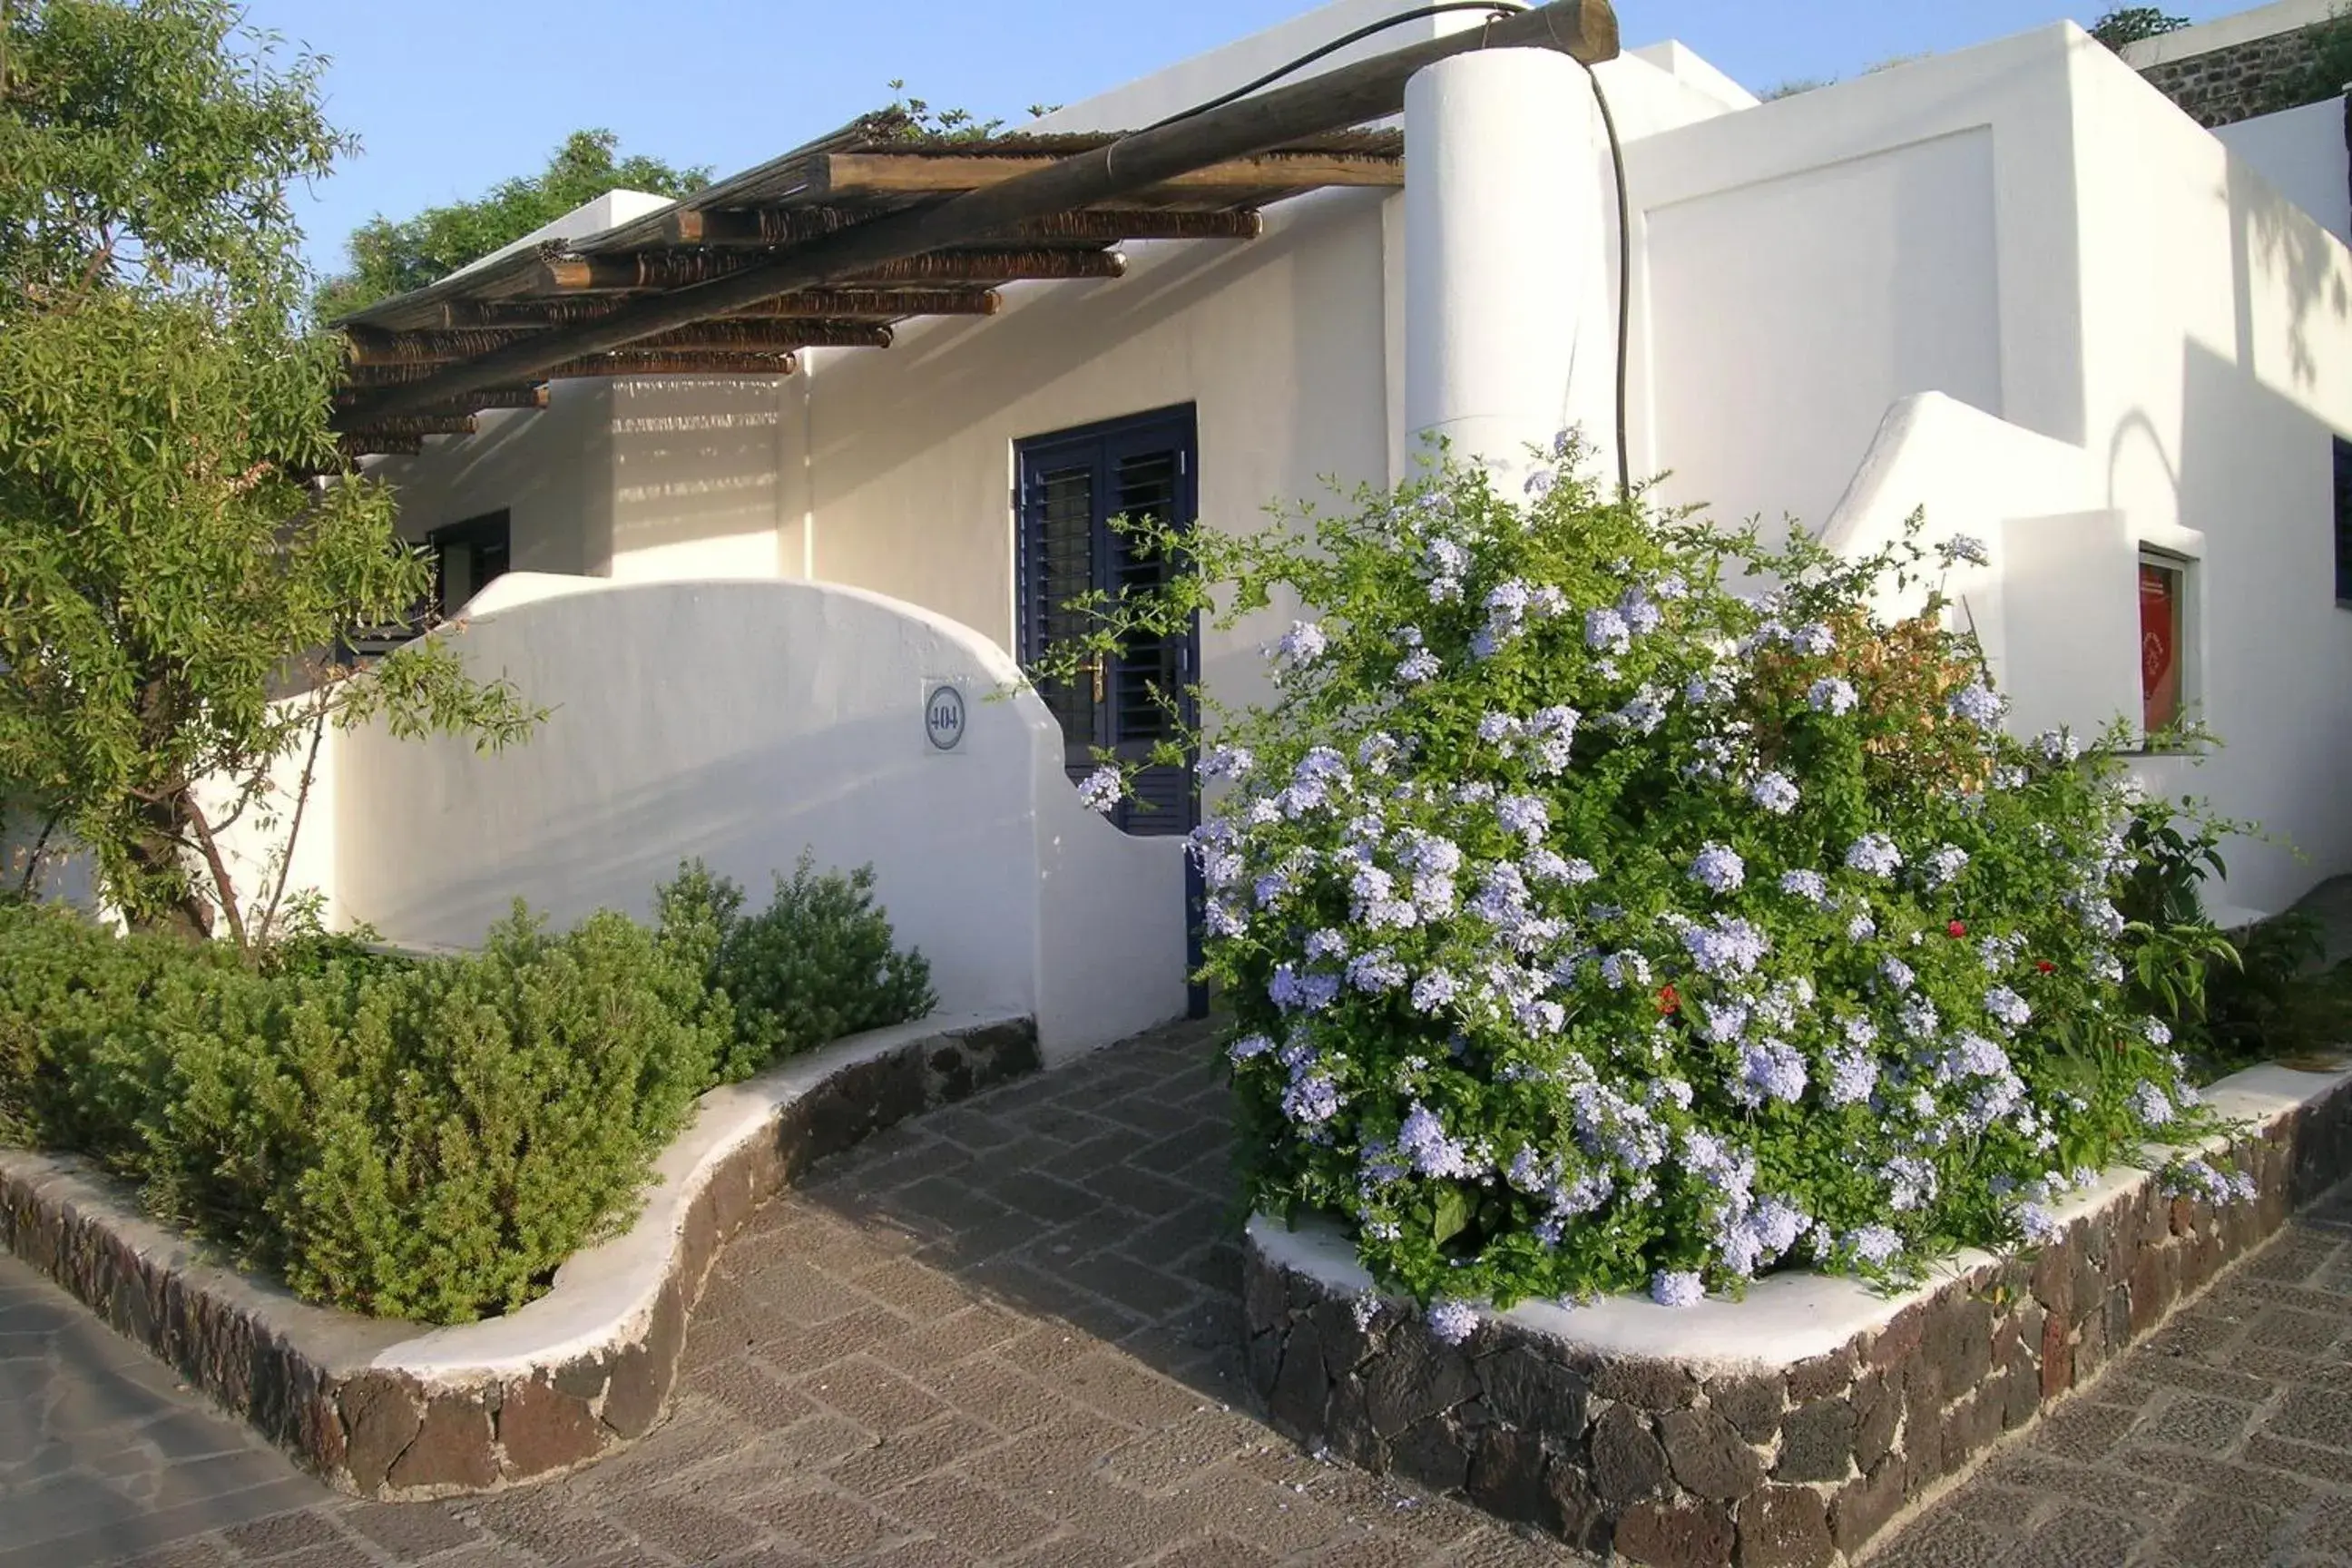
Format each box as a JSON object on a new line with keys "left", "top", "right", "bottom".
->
{"left": 2334, "top": 436, "right": 2352, "bottom": 604}
{"left": 348, "top": 509, "right": 512, "bottom": 657}
{"left": 1014, "top": 407, "right": 1199, "bottom": 841}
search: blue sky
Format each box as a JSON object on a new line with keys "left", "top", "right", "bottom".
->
{"left": 242, "top": 0, "right": 2252, "bottom": 276}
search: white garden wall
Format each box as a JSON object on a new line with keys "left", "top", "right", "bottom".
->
{"left": 355, "top": 5, "right": 2352, "bottom": 935}
{"left": 331, "top": 573, "right": 1189, "bottom": 1062}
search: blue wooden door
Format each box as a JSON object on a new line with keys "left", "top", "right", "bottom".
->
{"left": 1015, "top": 406, "right": 1200, "bottom": 840}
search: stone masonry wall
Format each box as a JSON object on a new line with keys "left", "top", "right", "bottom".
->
{"left": 1242, "top": 1072, "right": 2352, "bottom": 1568}
{"left": 0, "top": 1017, "right": 1039, "bottom": 1500}
{"left": 2139, "top": 24, "right": 2344, "bottom": 128}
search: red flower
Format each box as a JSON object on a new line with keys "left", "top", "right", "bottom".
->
{"left": 1657, "top": 985, "right": 1681, "bottom": 1016}
{"left": 1947, "top": 920, "right": 1967, "bottom": 938}
{"left": 2036, "top": 960, "right": 2056, "bottom": 975}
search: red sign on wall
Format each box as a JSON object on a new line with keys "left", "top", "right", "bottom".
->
{"left": 2140, "top": 563, "right": 2181, "bottom": 735}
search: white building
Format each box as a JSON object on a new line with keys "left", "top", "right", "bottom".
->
{"left": 298, "top": 0, "right": 2352, "bottom": 1054}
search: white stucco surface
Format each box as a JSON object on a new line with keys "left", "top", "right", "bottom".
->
{"left": 1404, "top": 48, "right": 1610, "bottom": 479}
{"left": 334, "top": 574, "right": 1187, "bottom": 1061}
{"left": 350, "top": 6, "right": 2352, "bottom": 936}
{"left": 2217, "top": 95, "right": 2351, "bottom": 245}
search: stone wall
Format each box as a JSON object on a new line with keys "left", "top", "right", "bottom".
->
{"left": 1241, "top": 1067, "right": 2352, "bottom": 1568}
{"left": 2139, "top": 24, "right": 2344, "bottom": 127}
{"left": 0, "top": 1015, "right": 1039, "bottom": 1499}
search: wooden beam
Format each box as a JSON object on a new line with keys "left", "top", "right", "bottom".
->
{"left": 348, "top": 318, "right": 888, "bottom": 365}
{"left": 728, "top": 287, "right": 1003, "bottom": 318}
{"left": 339, "top": 435, "right": 424, "bottom": 458}
{"left": 332, "top": 415, "right": 478, "bottom": 438}
{"left": 996, "top": 209, "right": 1265, "bottom": 242}
{"left": 441, "top": 288, "right": 1001, "bottom": 327}
{"left": 809, "top": 148, "right": 1400, "bottom": 200}
{"left": 536, "top": 351, "right": 801, "bottom": 378}
{"left": 836, "top": 250, "right": 1126, "bottom": 285}
{"left": 340, "top": 0, "right": 1616, "bottom": 423}
{"left": 662, "top": 205, "right": 860, "bottom": 248}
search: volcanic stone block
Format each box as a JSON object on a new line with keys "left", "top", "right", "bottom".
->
{"left": 1774, "top": 1398, "right": 1857, "bottom": 1485}
{"left": 1739, "top": 1485, "right": 1835, "bottom": 1568}
{"left": 1658, "top": 1406, "right": 1765, "bottom": 1502}
{"left": 1592, "top": 1403, "right": 1670, "bottom": 1507}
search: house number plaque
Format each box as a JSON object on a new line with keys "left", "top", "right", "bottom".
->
{"left": 924, "top": 683, "right": 966, "bottom": 752}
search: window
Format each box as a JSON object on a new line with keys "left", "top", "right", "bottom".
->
{"left": 2334, "top": 436, "right": 2352, "bottom": 604}
{"left": 1014, "top": 407, "right": 1199, "bottom": 838}
{"left": 346, "top": 510, "right": 512, "bottom": 657}
{"left": 428, "top": 510, "right": 511, "bottom": 616}
{"left": 2138, "top": 552, "right": 2187, "bottom": 736}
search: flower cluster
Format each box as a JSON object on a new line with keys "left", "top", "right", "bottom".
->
{"left": 1048, "top": 441, "right": 2239, "bottom": 1318}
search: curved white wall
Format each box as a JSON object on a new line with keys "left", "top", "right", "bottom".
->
{"left": 333, "top": 573, "right": 1188, "bottom": 1061}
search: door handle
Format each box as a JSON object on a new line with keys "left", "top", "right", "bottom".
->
{"left": 1092, "top": 657, "right": 1106, "bottom": 705}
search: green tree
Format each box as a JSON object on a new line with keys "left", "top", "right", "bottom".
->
{"left": 0, "top": 0, "right": 538, "bottom": 946}
{"left": 2090, "top": 7, "right": 2190, "bottom": 50}
{"left": 312, "top": 129, "right": 711, "bottom": 320}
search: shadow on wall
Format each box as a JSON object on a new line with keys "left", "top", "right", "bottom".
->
{"left": 2139, "top": 338, "right": 2352, "bottom": 916}
{"left": 807, "top": 191, "right": 1394, "bottom": 650}
{"left": 2228, "top": 137, "right": 2352, "bottom": 388}
{"left": 379, "top": 393, "right": 605, "bottom": 577}
{"left": 607, "top": 377, "right": 786, "bottom": 568}
{"left": 333, "top": 576, "right": 1191, "bottom": 1058}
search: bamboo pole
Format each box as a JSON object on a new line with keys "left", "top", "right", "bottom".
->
{"left": 340, "top": 0, "right": 1615, "bottom": 424}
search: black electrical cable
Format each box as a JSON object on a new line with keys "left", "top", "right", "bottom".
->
{"left": 1145, "top": 4, "right": 1536, "bottom": 131}
{"left": 1141, "top": 0, "right": 1635, "bottom": 497}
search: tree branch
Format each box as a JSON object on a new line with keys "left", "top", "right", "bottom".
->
{"left": 257, "top": 694, "right": 330, "bottom": 946}
{"left": 178, "top": 796, "right": 249, "bottom": 951}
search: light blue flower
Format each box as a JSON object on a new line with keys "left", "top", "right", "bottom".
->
{"left": 1749, "top": 772, "right": 1800, "bottom": 816}
{"left": 1825, "top": 1044, "right": 1878, "bottom": 1108}
{"left": 1397, "top": 648, "right": 1440, "bottom": 684}
{"left": 1227, "top": 1033, "right": 1274, "bottom": 1063}
{"left": 1947, "top": 681, "right": 2004, "bottom": 729}
{"left": 1076, "top": 765, "right": 1123, "bottom": 813}
{"left": 1275, "top": 621, "right": 1328, "bottom": 664}
{"left": 1937, "top": 534, "right": 1992, "bottom": 567}
{"left": 1690, "top": 843, "right": 1746, "bottom": 894}
{"left": 1426, "top": 1299, "right": 1481, "bottom": 1345}
{"left": 1497, "top": 794, "right": 1550, "bottom": 845}
{"left": 1651, "top": 1270, "right": 1706, "bottom": 1308}
{"left": 1845, "top": 835, "right": 1903, "bottom": 877}
{"left": 1848, "top": 1225, "right": 1903, "bottom": 1265}
{"left": 1808, "top": 677, "right": 1858, "bottom": 716}
{"left": 1779, "top": 869, "right": 1829, "bottom": 904}
{"left": 1922, "top": 844, "right": 1970, "bottom": 889}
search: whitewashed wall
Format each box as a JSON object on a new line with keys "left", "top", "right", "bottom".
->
{"left": 367, "top": 385, "right": 614, "bottom": 574}
{"left": 332, "top": 573, "right": 1188, "bottom": 1061}
{"left": 2217, "top": 95, "right": 2350, "bottom": 245}
{"left": 354, "top": 7, "right": 2352, "bottom": 928}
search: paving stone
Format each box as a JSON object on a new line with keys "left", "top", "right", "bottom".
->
{"left": 2136, "top": 1391, "right": 2256, "bottom": 1453}
{"left": 15, "top": 1015, "right": 2352, "bottom": 1568}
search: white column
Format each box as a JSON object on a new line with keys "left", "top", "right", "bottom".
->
{"left": 1404, "top": 48, "right": 1615, "bottom": 488}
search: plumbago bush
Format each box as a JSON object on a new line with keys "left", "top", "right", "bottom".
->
{"left": 1042, "top": 441, "right": 2248, "bottom": 1328}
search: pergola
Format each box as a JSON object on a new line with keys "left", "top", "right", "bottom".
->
{"left": 329, "top": 0, "right": 1618, "bottom": 456}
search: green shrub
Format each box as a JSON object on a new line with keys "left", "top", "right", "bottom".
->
{"left": 0, "top": 851, "right": 933, "bottom": 1323}
{"left": 658, "top": 855, "right": 936, "bottom": 1084}
{"left": 0, "top": 899, "right": 726, "bottom": 1322}
{"left": 1040, "top": 443, "right": 2242, "bottom": 1324}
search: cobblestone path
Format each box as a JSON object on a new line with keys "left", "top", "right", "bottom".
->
{"left": 1872, "top": 1181, "right": 2352, "bottom": 1568}
{"left": 2, "top": 1021, "right": 1575, "bottom": 1566}
{"left": 6, "top": 1017, "right": 2351, "bottom": 1566}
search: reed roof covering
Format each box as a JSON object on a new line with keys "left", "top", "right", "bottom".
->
{"left": 330, "top": 117, "right": 1404, "bottom": 452}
